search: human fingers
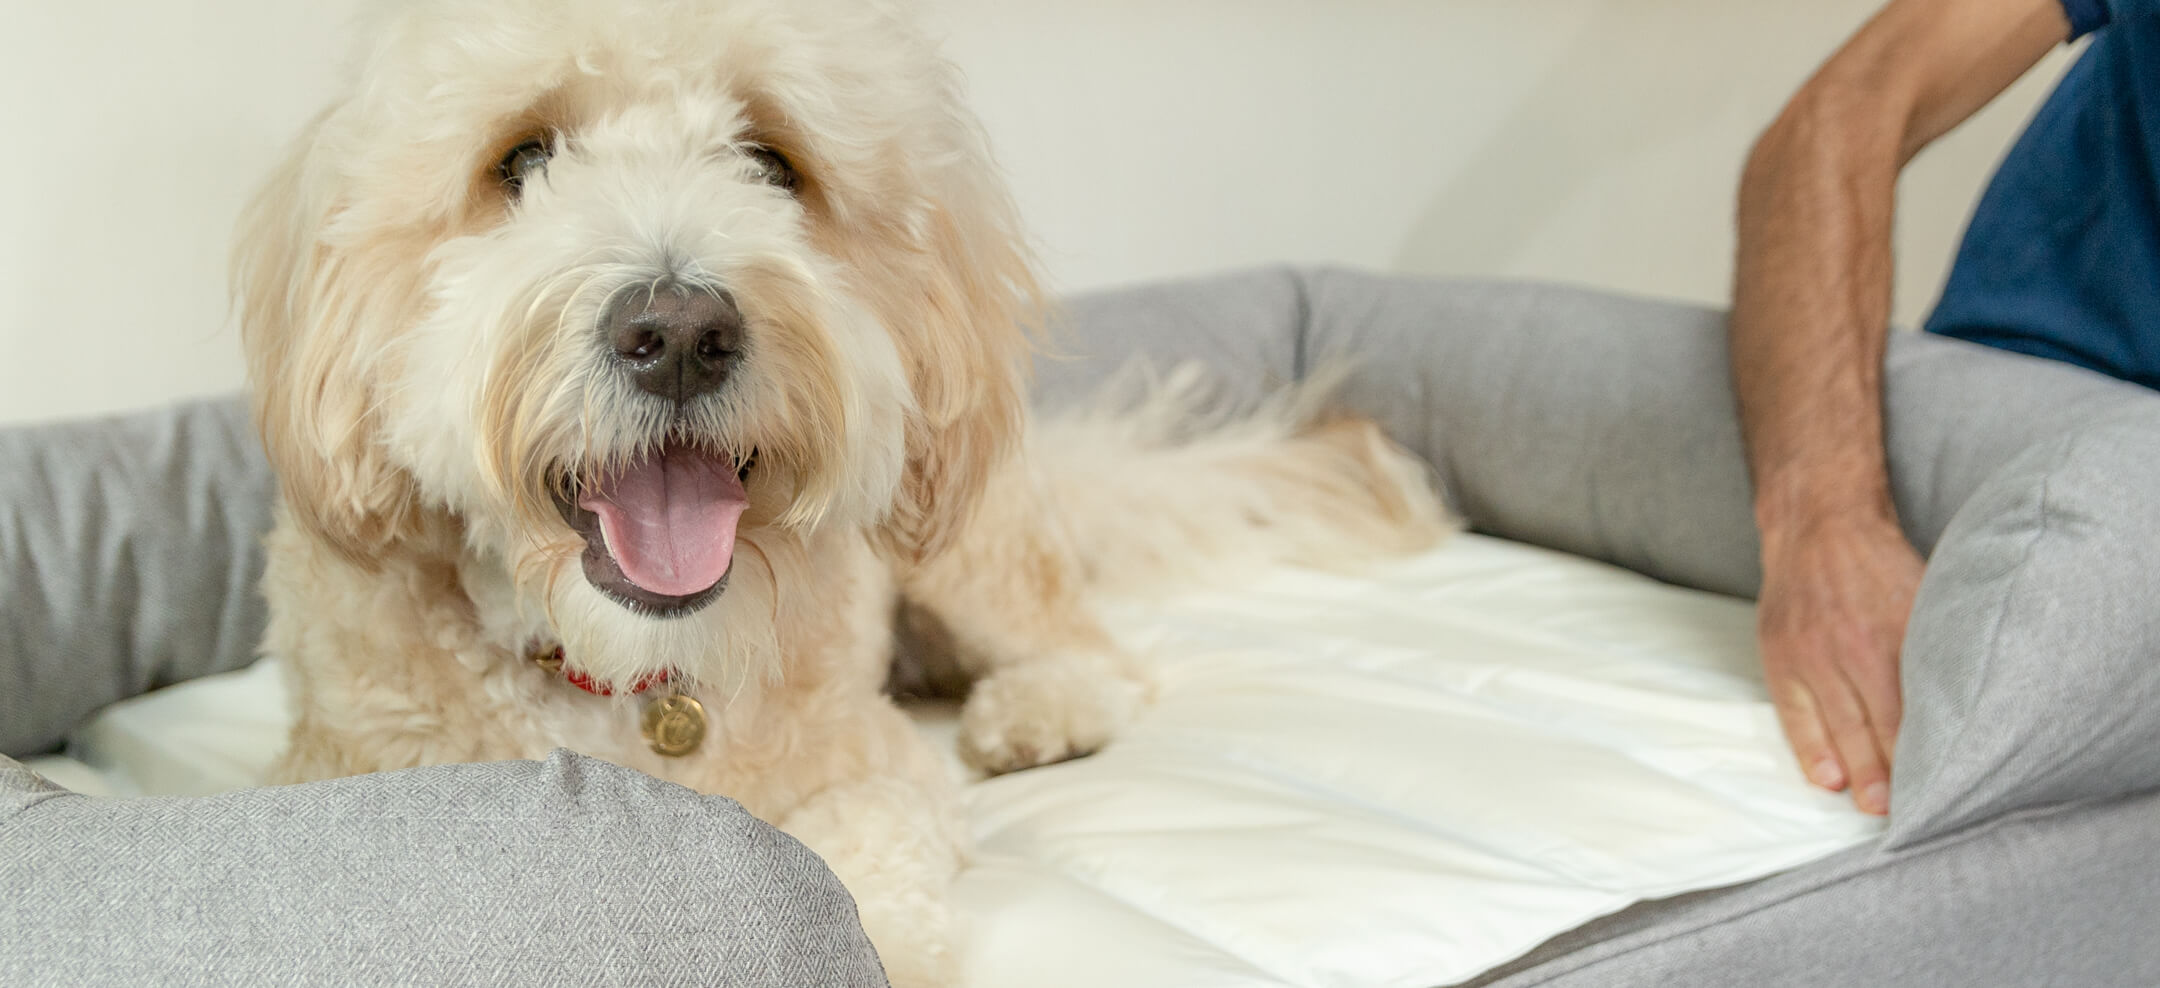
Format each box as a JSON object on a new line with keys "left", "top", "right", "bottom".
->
{"left": 1767, "top": 659, "right": 1847, "bottom": 792}
{"left": 1810, "top": 666, "right": 1891, "bottom": 815}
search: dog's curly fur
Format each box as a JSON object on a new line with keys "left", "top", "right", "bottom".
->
{"left": 234, "top": 1, "right": 1451, "bottom": 982}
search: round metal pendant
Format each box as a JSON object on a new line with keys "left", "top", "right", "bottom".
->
{"left": 640, "top": 692, "right": 707, "bottom": 757}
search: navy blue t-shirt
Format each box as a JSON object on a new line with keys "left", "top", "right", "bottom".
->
{"left": 1926, "top": 0, "right": 2160, "bottom": 388}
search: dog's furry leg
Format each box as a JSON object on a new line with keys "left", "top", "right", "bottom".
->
{"left": 899, "top": 463, "right": 1154, "bottom": 775}
{"left": 915, "top": 366, "right": 1456, "bottom": 776}
{"left": 778, "top": 704, "right": 968, "bottom": 988}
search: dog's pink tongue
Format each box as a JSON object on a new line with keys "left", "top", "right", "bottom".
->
{"left": 578, "top": 446, "right": 747, "bottom": 597}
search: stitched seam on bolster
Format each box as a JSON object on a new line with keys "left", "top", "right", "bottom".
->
{"left": 2066, "top": 0, "right": 2110, "bottom": 39}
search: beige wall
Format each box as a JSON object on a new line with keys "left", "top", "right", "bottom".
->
{"left": 0, "top": 1, "right": 2076, "bottom": 425}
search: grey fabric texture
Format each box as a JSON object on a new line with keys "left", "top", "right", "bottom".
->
{"left": 1891, "top": 411, "right": 2160, "bottom": 846}
{"left": 0, "top": 749, "right": 888, "bottom": 987}
{"left": 1036, "top": 270, "right": 1306, "bottom": 409}
{"left": 1049, "top": 267, "right": 2156, "bottom": 600}
{"left": 1461, "top": 788, "right": 2160, "bottom": 988}
{"left": 1, "top": 397, "right": 273, "bottom": 756}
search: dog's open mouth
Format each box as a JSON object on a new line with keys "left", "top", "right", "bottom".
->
{"left": 553, "top": 443, "right": 754, "bottom": 617}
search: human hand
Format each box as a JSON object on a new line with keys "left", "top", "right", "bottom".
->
{"left": 1755, "top": 511, "right": 1925, "bottom": 816}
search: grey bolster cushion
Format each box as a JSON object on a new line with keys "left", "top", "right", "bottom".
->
{"left": 1, "top": 398, "right": 272, "bottom": 756}
{"left": 1, "top": 750, "right": 887, "bottom": 986}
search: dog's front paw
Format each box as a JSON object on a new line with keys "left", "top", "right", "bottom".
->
{"left": 959, "top": 656, "right": 1151, "bottom": 775}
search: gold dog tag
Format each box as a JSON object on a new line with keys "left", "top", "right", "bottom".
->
{"left": 640, "top": 691, "right": 707, "bottom": 757}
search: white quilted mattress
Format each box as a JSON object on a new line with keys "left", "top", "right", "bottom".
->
{"left": 27, "top": 534, "right": 1881, "bottom": 987}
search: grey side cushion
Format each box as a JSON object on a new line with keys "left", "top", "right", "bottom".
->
{"left": 1893, "top": 408, "right": 2160, "bottom": 843}
{"left": 1, "top": 749, "right": 889, "bottom": 987}
{"left": 1, "top": 397, "right": 273, "bottom": 756}
{"left": 1047, "top": 267, "right": 2160, "bottom": 847}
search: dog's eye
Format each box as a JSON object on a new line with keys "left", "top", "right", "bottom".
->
{"left": 498, "top": 138, "right": 553, "bottom": 198}
{"left": 744, "top": 144, "right": 798, "bottom": 194}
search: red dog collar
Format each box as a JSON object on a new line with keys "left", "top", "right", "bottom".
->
{"left": 530, "top": 645, "right": 671, "bottom": 696}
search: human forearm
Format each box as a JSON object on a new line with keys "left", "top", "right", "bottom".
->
{"left": 1733, "top": 0, "right": 2071, "bottom": 545}
{"left": 1732, "top": 85, "right": 1904, "bottom": 547}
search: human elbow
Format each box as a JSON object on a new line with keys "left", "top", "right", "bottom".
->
{"left": 1747, "top": 72, "right": 1906, "bottom": 196}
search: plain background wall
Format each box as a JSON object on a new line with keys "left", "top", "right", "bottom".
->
{"left": 0, "top": 0, "right": 2077, "bottom": 425}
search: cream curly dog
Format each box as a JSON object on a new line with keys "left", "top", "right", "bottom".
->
{"left": 234, "top": 0, "right": 1449, "bottom": 982}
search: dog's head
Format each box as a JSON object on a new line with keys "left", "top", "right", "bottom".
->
{"left": 236, "top": 0, "right": 1037, "bottom": 681}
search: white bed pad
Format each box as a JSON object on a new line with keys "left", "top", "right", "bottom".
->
{"left": 29, "top": 534, "right": 1881, "bottom": 987}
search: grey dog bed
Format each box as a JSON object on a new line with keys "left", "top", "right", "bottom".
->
{"left": 6, "top": 269, "right": 2159, "bottom": 985}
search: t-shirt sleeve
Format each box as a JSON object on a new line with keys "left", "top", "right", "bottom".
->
{"left": 2065, "top": 0, "right": 2109, "bottom": 37}
{"left": 2083, "top": 0, "right": 2160, "bottom": 36}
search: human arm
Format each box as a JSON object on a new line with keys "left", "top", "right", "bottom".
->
{"left": 1731, "top": 0, "right": 2071, "bottom": 815}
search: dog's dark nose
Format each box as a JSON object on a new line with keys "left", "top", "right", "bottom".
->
{"left": 603, "top": 285, "right": 744, "bottom": 404}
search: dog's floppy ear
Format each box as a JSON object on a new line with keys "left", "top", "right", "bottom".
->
{"left": 232, "top": 116, "right": 425, "bottom": 566}
{"left": 875, "top": 126, "right": 1043, "bottom": 566}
